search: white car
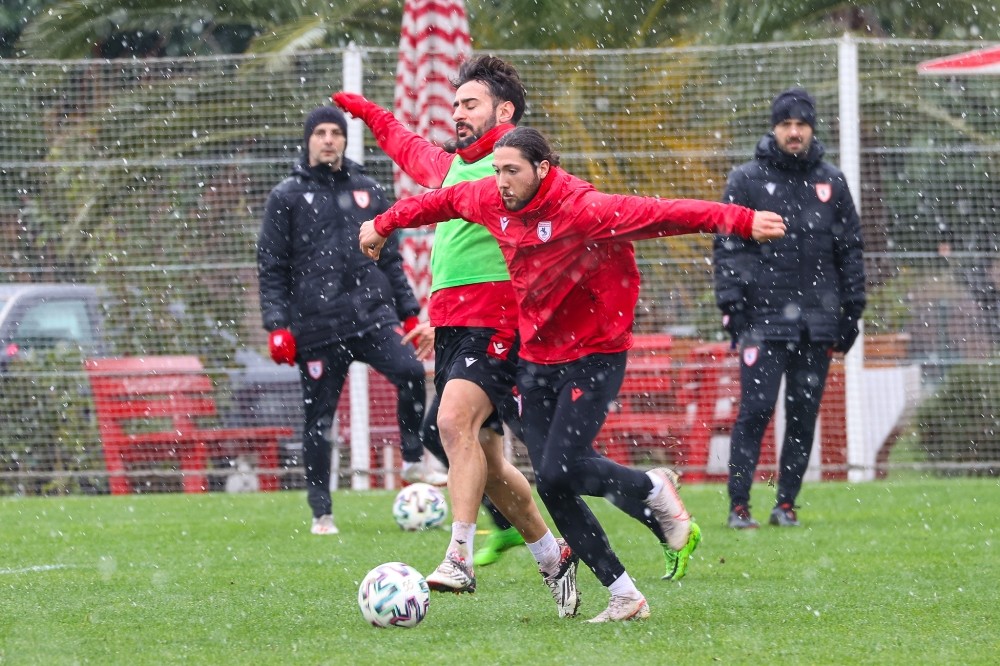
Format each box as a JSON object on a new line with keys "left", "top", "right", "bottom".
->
{"left": 0, "top": 282, "right": 301, "bottom": 432}
{"left": 0, "top": 283, "right": 107, "bottom": 368}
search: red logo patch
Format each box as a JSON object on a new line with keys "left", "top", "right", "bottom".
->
{"left": 307, "top": 360, "right": 324, "bottom": 379}
{"left": 353, "top": 190, "right": 371, "bottom": 208}
{"left": 815, "top": 183, "right": 832, "bottom": 203}
{"left": 571, "top": 387, "right": 584, "bottom": 402}
{"left": 742, "top": 346, "right": 759, "bottom": 367}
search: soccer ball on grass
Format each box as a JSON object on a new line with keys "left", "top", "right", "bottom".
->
{"left": 392, "top": 482, "right": 448, "bottom": 531}
{"left": 357, "top": 562, "right": 430, "bottom": 628}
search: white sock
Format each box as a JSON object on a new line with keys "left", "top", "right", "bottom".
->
{"left": 645, "top": 470, "right": 664, "bottom": 501}
{"left": 526, "top": 531, "right": 559, "bottom": 576}
{"left": 448, "top": 521, "right": 477, "bottom": 562}
{"left": 608, "top": 572, "right": 641, "bottom": 599}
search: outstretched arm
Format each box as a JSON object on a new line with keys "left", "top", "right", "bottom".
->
{"left": 333, "top": 92, "right": 455, "bottom": 188}
{"left": 359, "top": 220, "right": 389, "bottom": 261}
{"left": 579, "top": 189, "right": 784, "bottom": 243}
{"left": 360, "top": 180, "right": 488, "bottom": 260}
{"left": 750, "top": 211, "right": 785, "bottom": 241}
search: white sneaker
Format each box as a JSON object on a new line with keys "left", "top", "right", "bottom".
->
{"left": 645, "top": 467, "right": 691, "bottom": 550}
{"left": 311, "top": 514, "right": 339, "bottom": 535}
{"left": 588, "top": 594, "right": 650, "bottom": 623}
{"left": 542, "top": 538, "right": 580, "bottom": 618}
{"left": 402, "top": 461, "right": 448, "bottom": 486}
{"left": 425, "top": 552, "right": 476, "bottom": 593}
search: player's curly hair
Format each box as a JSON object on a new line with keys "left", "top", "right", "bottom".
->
{"left": 452, "top": 55, "right": 526, "bottom": 124}
{"left": 494, "top": 127, "right": 560, "bottom": 167}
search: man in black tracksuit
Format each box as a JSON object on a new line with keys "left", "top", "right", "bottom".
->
{"left": 258, "top": 106, "right": 441, "bottom": 535}
{"left": 714, "top": 87, "right": 866, "bottom": 529}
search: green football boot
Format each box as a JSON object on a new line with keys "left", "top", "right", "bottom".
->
{"left": 473, "top": 526, "right": 525, "bottom": 567}
{"left": 662, "top": 520, "right": 702, "bottom": 581}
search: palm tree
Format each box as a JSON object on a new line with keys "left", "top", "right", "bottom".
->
{"left": 686, "top": 0, "right": 999, "bottom": 44}
{"left": 16, "top": 0, "right": 402, "bottom": 59}
{"left": 17, "top": 1, "right": 1000, "bottom": 59}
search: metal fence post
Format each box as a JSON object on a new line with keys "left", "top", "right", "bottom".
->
{"left": 838, "top": 34, "right": 869, "bottom": 482}
{"left": 344, "top": 43, "right": 374, "bottom": 490}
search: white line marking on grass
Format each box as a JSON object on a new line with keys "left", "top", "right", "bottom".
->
{"left": 0, "top": 564, "right": 75, "bottom": 575}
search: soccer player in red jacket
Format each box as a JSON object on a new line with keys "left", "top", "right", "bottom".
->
{"left": 338, "top": 57, "right": 580, "bottom": 618}
{"left": 361, "top": 126, "right": 785, "bottom": 622}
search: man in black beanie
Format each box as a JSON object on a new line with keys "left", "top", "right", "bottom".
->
{"left": 769, "top": 86, "right": 816, "bottom": 133}
{"left": 713, "top": 87, "right": 866, "bottom": 529}
{"left": 302, "top": 105, "right": 348, "bottom": 151}
{"left": 258, "top": 105, "right": 445, "bottom": 535}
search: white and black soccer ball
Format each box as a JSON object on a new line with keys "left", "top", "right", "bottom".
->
{"left": 358, "top": 562, "right": 430, "bottom": 628}
{"left": 392, "top": 482, "right": 448, "bottom": 531}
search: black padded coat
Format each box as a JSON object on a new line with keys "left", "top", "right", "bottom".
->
{"left": 713, "top": 134, "right": 866, "bottom": 343}
{"left": 258, "top": 158, "right": 420, "bottom": 353}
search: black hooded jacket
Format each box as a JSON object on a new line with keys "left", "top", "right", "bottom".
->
{"left": 713, "top": 134, "right": 866, "bottom": 343}
{"left": 258, "top": 157, "right": 420, "bottom": 353}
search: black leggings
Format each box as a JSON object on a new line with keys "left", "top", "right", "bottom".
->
{"left": 299, "top": 326, "right": 426, "bottom": 517}
{"left": 728, "top": 337, "right": 832, "bottom": 508}
{"left": 517, "top": 352, "right": 662, "bottom": 587}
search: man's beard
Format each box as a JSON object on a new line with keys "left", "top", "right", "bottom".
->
{"left": 502, "top": 175, "right": 542, "bottom": 212}
{"left": 779, "top": 137, "right": 810, "bottom": 157}
{"left": 314, "top": 150, "right": 343, "bottom": 170}
{"left": 455, "top": 127, "right": 479, "bottom": 149}
{"left": 455, "top": 117, "right": 496, "bottom": 149}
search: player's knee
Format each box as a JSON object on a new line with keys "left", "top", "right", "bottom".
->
{"left": 739, "top": 404, "right": 774, "bottom": 428}
{"left": 435, "top": 408, "right": 473, "bottom": 449}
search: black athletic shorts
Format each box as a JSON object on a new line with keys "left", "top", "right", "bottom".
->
{"left": 433, "top": 326, "right": 520, "bottom": 434}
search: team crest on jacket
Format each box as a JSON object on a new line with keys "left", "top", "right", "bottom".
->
{"left": 537, "top": 221, "right": 552, "bottom": 242}
{"left": 303, "top": 192, "right": 315, "bottom": 204}
{"left": 742, "top": 346, "right": 759, "bottom": 367}
{"left": 815, "top": 183, "right": 832, "bottom": 203}
{"left": 500, "top": 216, "right": 510, "bottom": 232}
{"left": 352, "top": 190, "right": 371, "bottom": 208}
{"left": 307, "top": 360, "right": 324, "bottom": 379}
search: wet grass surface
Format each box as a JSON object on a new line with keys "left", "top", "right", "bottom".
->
{"left": 1, "top": 476, "right": 997, "bottom": 664}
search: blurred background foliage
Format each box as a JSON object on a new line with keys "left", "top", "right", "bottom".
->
{"left": 3, "top": 0, "right": 998, "bottom": 59}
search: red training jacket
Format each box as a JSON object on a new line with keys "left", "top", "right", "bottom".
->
{"left": 332, "top": 92, "right": 517, "bottom": 328}
{"left": 374, "top": 167, "right": 755, "bottom": 364}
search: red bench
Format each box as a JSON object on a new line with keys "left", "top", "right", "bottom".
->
{"left": 596, "top": 337, "right": 871, "bottom": 482}
{"left": 672, "top": 343, "right": 745, "bottom": 481}
{"left": 595, "top": 339, "right": 748, "bottom": 478}
{"left": 597, "top": 335, "right": 694, "bottom": 464}
{"left": 85, "top": 356, "right": 293, "bottom": 494}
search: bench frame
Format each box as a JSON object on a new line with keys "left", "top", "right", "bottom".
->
{"left": 85, "top": 355, "right": 293, "bottom": 494}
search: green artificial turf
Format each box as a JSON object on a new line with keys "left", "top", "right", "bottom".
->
{"left": 1, "top": 477, "right": 997, "bottom": 665}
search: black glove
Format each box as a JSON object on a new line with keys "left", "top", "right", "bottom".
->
{"left": 834, "top": 309, "right": 862, "bottom": 353}
{"left": 721, "top": 307, "right": 748, "bottom": 349}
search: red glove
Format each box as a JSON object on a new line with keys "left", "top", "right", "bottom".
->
{"left": 268, "top": 328, "right": 297, "bottom": 366}
{"left": 401, "top": 316, "right": 420, "bottom": 350}
{"left": 332, "top": 92, "right": 373, "bottom": 119}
